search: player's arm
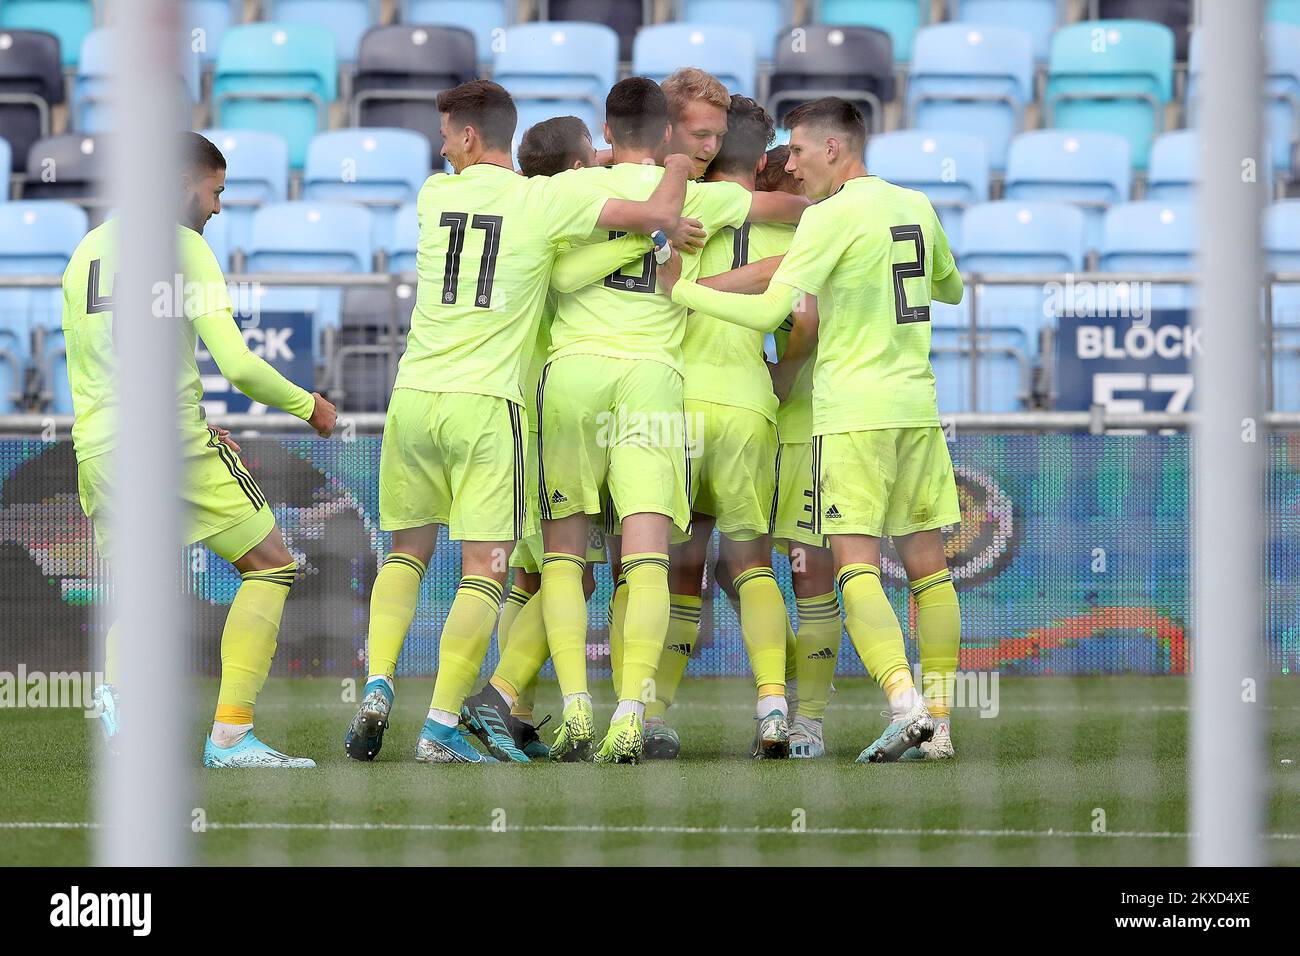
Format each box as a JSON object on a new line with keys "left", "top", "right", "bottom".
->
{"left": 930, "top": 203, "right": 963, "bottom": 304}
{"left": 193, "top": 309, "right": 336, "bottom": 436}
{"left": 697, "top": 254, "right": 783, "bottom": 294}
{"left": 933, "top": 267, "right": 964, "bottom": 305}
{"left": 595, "top": 153, "right": 693, "bottom": 235}
{"left": 771, "top": 294, "right": 818, "bottom": 402}
{"left": 550, "top": 233, "right": 653, "bottom": 293}
{"left": 660, "top": 250, "right": 800, "bottom": 332}
{"left": 744, "top": 190, "right": 811, "bottom": 224}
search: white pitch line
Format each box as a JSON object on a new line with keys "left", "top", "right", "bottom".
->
{"left": 2, "top": 821, "right": 1297, "bottom": 841}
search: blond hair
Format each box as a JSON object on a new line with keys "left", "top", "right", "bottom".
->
{"left": 661, "top": 67, "right": 730, "bottom": 121}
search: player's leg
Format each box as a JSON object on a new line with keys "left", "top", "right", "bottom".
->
{"left": 722, "top": 534, "right": 790, "bottom": 759}
{"left": 787, "top": 540, "right": 839, "bottom": 759}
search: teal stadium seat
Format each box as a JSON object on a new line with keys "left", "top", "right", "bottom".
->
{"left": 263, "top": 0, "right": 376, "bottom": 63}
{"left": 678, "top": 0, "right": 787, "bottom": 62}
{"left": 1003, "top": 129, "right": 1131, "bottom": 253}
{"left": 102, "top": 0, "right": 239, "bottom": 67}
{"left": 865, "top": 130, "right": 989, "bottom": 250}
{"left": 1270, "top": 0, "right": 1300, "bottom": 26}
{"left": 633, "top": 24, "right": 756, "bottom": 99}
{"left": 1098, "top": 200, "right": 1196, "bottom": 310}
{"left": 401, "top": 0, "right": 510, "bottom": 63}
{"left": 212, "top": 23, "right": 338, "bottom": 169}
{"left": 302, "top": 127, "right": 432, "bottom": 252}
{"left": 817, "top": 0, "right": 928, "bottom": 63}
{"left": 952, "top": 0, "right": 1061, "bottom": 61}
{"left": 0, "top": 0, "right": 94, "bottom": 67}
{"left": 1264, "top": 200, "right": 1300, "bottom": 410}
{"left": 1045, "top": 19, "right": 1174, "bottom": 170}
{"left": 199, "top": 128, "right": 290, "bottom": 256}
{"left": 907, "top": 23, "right": 1035, "bottom": 171}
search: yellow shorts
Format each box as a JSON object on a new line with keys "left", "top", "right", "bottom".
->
{"left": 812, "top": 426, "right": 961, "bottom": 538}
{"left": 379, "top": 387, "right": 532, "bottom": 542}
{"left": 772, "top": 440, "right": 829, "bottom": 550}
{"left": 685, "top": 399, "right": 777, "bottom": 542}
{"left": 536, "top": 354, "right": 691, "bottom": 534}
{"left": 77, "top": 425, "right": 276, "bottom": 563}
{"left": 510, "top": 429, "right": 608, "bottom": 572}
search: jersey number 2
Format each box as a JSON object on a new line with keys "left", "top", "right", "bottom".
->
{"left": 603, "top": 230, "right": 657, "bottom": 293}
{"left": 890, "top": 224, "right": 930, "bottom": 325}
{"left": 439, "top": 212, "right": 503, "bottom": 308}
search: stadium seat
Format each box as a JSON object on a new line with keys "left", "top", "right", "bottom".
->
{"left": 0, "top": 136, "right": 9, "bottom": 200}
{"left": 334, "top": 283, "right": 409, "bottom": 411}
{"left": 816, "top": 0, "right": 928, "bottom": 63}
{"left": 907, "top": 24, "right": 1035, "bottom": 172}
{"left": 1144, "top": 129, "right": 1200, "bottom": 201}
{"left": 0, "top": 1, "right": 93, "bottom": 67}
{"left": 494, "top": 22, "right": 619, "bottom": 154}
{"left": 245, "top": 200, "right": 375, "bottom": 347}
{"left": 400, "top": 0, "right": 510, "bottom": 63}
{"left": 1003, "top": 130, "right": 1131, "bottom": 252}
{"left": 199, "top": 129, "right": 290, "bottom": 255}
{"left": 1045, "top": 20, "right": 1175, "bottom": 169}
{"left": 0, "top": 201, "right": 88, "bottom": 413}
{"left": 212, "top": 24, "right": 338, "bottom": 169}
{"left": 22, "top": 133, "right": 108, "bottom": 214}
{"left": 865, "top": 131, "right": 989, "bottom": 249}
{"left": 0, "top": 29, "right": 63, "bottom": 167}
{"left": 950, "top": 0, "right": 1060, "bottom": 61}
{"left": 1269, "top": 0, "right": 1300, "bottom": 26}
{"left": 184, "top": 0, "right": 239, "bottom": 66}
{"left": 352, "top": 25, "right": 474, "bottom": 164}
{"left": 678, "top": 0, "right": 787, "bottom": 62}
{"left": 262, "top": 1, "right": 374, "bottom": 63}
{"left": 201, "top": 205, "right": 233, "bottom": 272}
{"left": 950, "top": 200, "right": 1089, "bottom": 410}
{"left": 302, "top": 128, "right": 432, "bottom": 251}
{"left": 387, "top": 200, "right": 419, "bottom": 273}
{"left": 543, "top": 0, "right": 647, "bottom": 61}
{"left": 1098, "top": 200, "right": 1196, "bottom": 309}
{"left": 1265, "top": 200, "right": 1300, "bottom": 408}
{"left": 73, "top": 29, "right": 199, "bottom": 134}
{"left": 768, "top": 25, "right": 894, "bottom": 129}
{"left": 1096, "top": 0, "right": 1191, "bottom": 60}
{"left": 633, "top": 24, "right": 756, "bottom": 99}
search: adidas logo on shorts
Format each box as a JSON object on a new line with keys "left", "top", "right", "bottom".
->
{"left": 824, "top": 504, "right": 842, "bottom": 520}
{"left": 806, "top": 647, "right": 835, "bottom": 660}
{"left": 551, "top": 489, "right": 568, "bottom": 504}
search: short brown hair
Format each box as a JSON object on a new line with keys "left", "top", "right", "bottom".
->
{"left": 182, "top": 131, "right": 226, "bottom": 174}
{"left": 711, "top": 95, "right": 774, "bottom": 176}
{"left": 661, "top": 67, "right": 730, "bottom": 121}
{"left": 518, "top": 116, "right": 592, "bottom": 177}
{"left": 606, "top": 77, "right": 669, "bottom": 148}
{"left": 437, "top": 80, "right": 517, "bottom": 152}
{"left": 755, "top": 145, "right": 800, "bottom": 194}
{"left": 785, "top": 97, "right": 866, "bottom": 153}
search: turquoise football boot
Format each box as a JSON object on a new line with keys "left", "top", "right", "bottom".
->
{"left": 203, "top": 732, "right": 316, "bottom": 768}
{"left": 92, "top": 684, "right": 120, "bottom": 752}
{"left": 857, "top": 704, "right": 934, "bottom": 764}
{"left": 344, "top": 677, "right": 393, "bottom": 761}
{"left": 414, "top": 718, "right": 498, "bottom": 763}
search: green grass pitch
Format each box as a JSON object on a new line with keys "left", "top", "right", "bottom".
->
{"left": 4, "top": 676, "right": 1298, "bottom": 865}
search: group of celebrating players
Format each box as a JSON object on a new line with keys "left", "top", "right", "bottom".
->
{"left": 69, "top": 64, "right": 965, "bottom": 770}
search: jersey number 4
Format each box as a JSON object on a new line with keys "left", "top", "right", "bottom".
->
{"left": 890, "top": 224, "right": 930, "bottom": 325}
{"left": 439, "top": 212, "right": 503, "bottom": 308}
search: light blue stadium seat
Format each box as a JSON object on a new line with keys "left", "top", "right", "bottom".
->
{"left": 1098, "top": 200, "right": 1196, "bottom": 310}
{"left": 202, "top": 207, "right": 233, "bottom": 272}
{"left": 303, "top": 128, "right": 431, "bottom": 252}
{"left": 633, "top": 24, "right": 756, "bottom": 98}
{"left": 952, "top": 200, "right": 1088, "bottom": 410}
{"left": 1267, "top": 199, "right": 1300, "bottom": 409}
{"left": 74, "top": 29, "right": 200, "bottom": 133}
{"left": 184, "top": 0, "right": 240, "bottom": 66}
{"left": 865, "top": 130, "right": 989, "bottom": 250}
{"left": 401, "top": 0, "right": 510, "bottom": 62}
{"left": 1045, "top": 20, "right": 1174, "bottom": 170}
{"left": 1003, "top": 130, "right": 1131, "bottom": 253}
{"left": 246, "top": 201, "right": 374, "bottom": 347}
{"left": 907, "top": 24, "right": 1035, "bottom": 172}
{"left": 213, "top": 24, "right": 338, "bottom": 169}
{"left": 0, "top": 138, "right": 10, "bottom": 201}
{"left": 0, "top": 201, "right": 88, "bottom": 413}
{"left": 679, "top": 0, "right": 787, "bottom": 61}
{"left": 817, "top": 0, "right": 927, "bottom": 62}
{"left": 495, "top": 22, "right": 619, "bottom": 156}
{"left": 1145, "top": 129, "right": 1198, "bottom": 202}
{"left": 1188, "top": 26, "right": 1300, "bottom": 180}
{"left": 0, "top": 1, "right": 95, "bottom": 67}
{"left": 1270, "top": 0, "right": 1300, "bottom": 26}
{"left": 263, "top": 0, "right": 375, "bottom": 63}
{"left": 952, "top": 0, "right": 1060, "bottom": 60}
{"left": 200, "top": 128, "right": 291, "bottom": 256}
{"left": 388, "top": 201, "right": 419, "bottom": 273}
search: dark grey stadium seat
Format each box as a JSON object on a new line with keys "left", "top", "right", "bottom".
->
{"left": 351, "top": 25, "right": 477, "bottom": 157}
{"left": 0, "top": 30, "right": 64, "bottom": 167}
{"left": 544, "top": 0, "right": 647, "bottom": 61}
{"left": 1097, "top": 0, "right": 1191, "bottom": 60}
{"left": 24, "top": 134, "right": 109, "bottom": 217}
{"left": 334, "top": 284, "right": 411, "bottom": 412}
{"left": 767, "top": 25, "right": 894, "bottom": 129}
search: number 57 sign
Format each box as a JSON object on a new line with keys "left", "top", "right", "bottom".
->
{"left": 1055, "top": 310, "right": 1199, "bottom": 412}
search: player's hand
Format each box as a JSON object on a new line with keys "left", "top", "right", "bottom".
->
{"left": 214, "top": 427, "right": 240, "bottom": 454}
{"left": 656, "top": 247, "right": 682, "bottom": 296}
{"left": 769, "top": 361, "right": 794, "bottom": 402}
{"left": 308, "top": 392, "right": 337, "bottom": 438}
{"left": 594, "top": 146, "right": 614, "bottom": 167}
{"left": 663, "top": 153, "right": 694, "bottom": 177}
{"left": 667, "top": 216, "right": 706, "bottom": 252}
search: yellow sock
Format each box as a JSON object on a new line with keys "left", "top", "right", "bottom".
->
{"left": 429, "top": 575, "right": 503, "bottom": 715}
{"left": 492, "top": 588, "right": 549, "bottom": 702}
{"left": 645, "top": 592, "right": 699, "bottom": 720}
{"left": 794, "top": 591, "right": 840, "bottom": 720}
{"left": 784, "top": 614, "right": 797, "bottom": 684}
{"left": 366, "top": 552, "right": 426, "bottom": 680}
{"left": 734, "top": 566, "right": 787, "bottom": 697}
{"left": 837, "top": 564, "right": 913, "bottom": 702}
{"left": 103, "top": 620, "right": 121, "bottom": 685}
{"left": 214, "top": 562, "right": 295, "bottom": 724}
{"left": 541, "top": 553, "right": 588, "bottom": 697}
{"left": 607, "top": 574, "right": 627, "bottom": 695}
{"left": 912, "top": 568, "right": 960, "bottom": 719}
{"left": 619, "top": 553, "right": 670, "bottom": 703}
